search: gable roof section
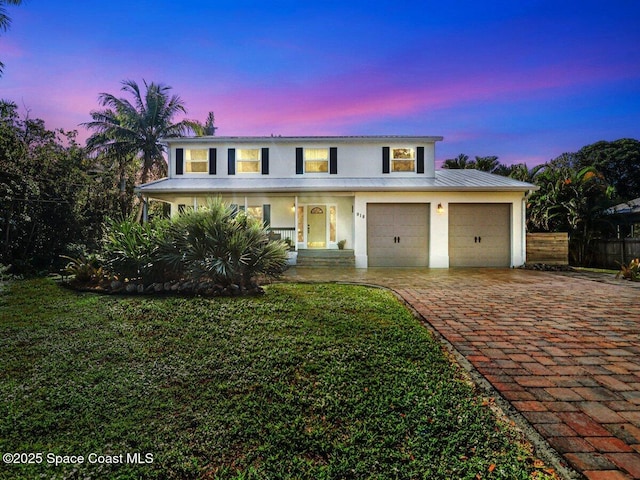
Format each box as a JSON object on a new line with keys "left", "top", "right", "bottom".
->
{"left": 137, "top": 169, "right": 538, "bottom": 194}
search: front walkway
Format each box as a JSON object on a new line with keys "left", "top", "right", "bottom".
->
{"left": 282, "top": 267, "right": 640, "bottom": 480}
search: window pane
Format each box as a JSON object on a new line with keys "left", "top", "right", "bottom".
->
{"left": 297, "top": 206, "right": 305, "bottom": 242}
{"left": 246, "top": 206, "right": 263, "bottom": 220}
{"left": 186, "top": 149, "right": 208, "bottom": 160}
{"left": 237, "top": 161, "right": 260, "bottom": 173}
{"left": 186, "top": 161, "right": 208, "bottom": 173}
{"left": 305, "top": 160, "right": 328, "bottom": 172}
{"left": 392, "top": 148, "right": 414, "bottom": 160}
{"left": 237, "top": 149, "right": 260, "bottom": 160}
{"left": 330, "top": 206, "right": 336, "bottom": 243}
{"left": 305, "top": 148, "right": 328, "bottom": 161}
{"left": 392, "top": 160, "right": 415, "bottom": 172}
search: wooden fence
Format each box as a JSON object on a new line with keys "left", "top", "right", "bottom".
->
{"left": 526, "top": 233, "right": 569, "bottom": 265}
{"left": 590, "top": 238, "right": 640, "bottom": 269}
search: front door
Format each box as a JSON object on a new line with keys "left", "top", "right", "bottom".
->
{"left": 307, "top": 205, "right": 327, "bottom": 248}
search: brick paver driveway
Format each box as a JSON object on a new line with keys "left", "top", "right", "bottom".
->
{"left": 283, "top": 267, "right": 640, "bottom": 480}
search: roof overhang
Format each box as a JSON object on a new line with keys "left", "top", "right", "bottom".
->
{"left": 159, "top": 135, "right": 445, "bottom": 145}
{"left": 136, "top": 171, "right": 538, "bottom": 196}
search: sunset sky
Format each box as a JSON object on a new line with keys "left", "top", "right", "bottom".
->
{"left": 2, "top": 0, "right": 639, "bottom": 166}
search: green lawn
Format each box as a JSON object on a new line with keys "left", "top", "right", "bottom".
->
{"left": 0, "top": 279, "right": 555, "bottom": 480}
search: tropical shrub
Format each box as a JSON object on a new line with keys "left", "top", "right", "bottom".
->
{"left": 158, "top": 199, "right": 289, "bottom": 287}
{"left": 0, "top": 263, "right": 20, "bottom": 281}
{"left": 60, "top": 254, "right": 104, "bottom": 283}
{"left": 101, "top": 216, "right": 170, "bottom": 283}
{"left": 616, "top": 258, "right": 640, "bottom": 281}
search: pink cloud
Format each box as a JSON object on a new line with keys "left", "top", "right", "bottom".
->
{"left": 187, "top": 55, "right": 637, "bottom": 137}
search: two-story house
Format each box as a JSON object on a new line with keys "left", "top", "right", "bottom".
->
{"left": 136, "top": 136, "right": 537, "bottom": 268}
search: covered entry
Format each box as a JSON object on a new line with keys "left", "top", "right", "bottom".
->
{"left": 449, "top": 203, "right": 511, "bottom": 267}
{"left": 367, "top": 203, "right": 429, "bottom": 267}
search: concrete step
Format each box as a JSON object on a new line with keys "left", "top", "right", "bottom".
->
{"left": 296, "top": 249, "right": 355, "bottom": 267}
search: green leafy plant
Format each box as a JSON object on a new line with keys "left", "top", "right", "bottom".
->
{"left": 101, "top": 216, "right": 170, "bottom": 282}
{"left": 158, "top": 199, "right": 288, "bottom": 287}
{"left": 60, "top": 254, "right": 104, "bottom": 284}
{"left": 283, "top": 237, "right": 294, "bottom": 250}
{"left": 616, "top": 257, "right": 640, "bottom": 281}
{"left": 337, "top": 239, "right": 347, "bottom": 250}
{"left": 0, "top": 263, "right": 21, "bottom": 282}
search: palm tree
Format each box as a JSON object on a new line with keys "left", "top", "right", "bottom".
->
{"left": 442, "top": 154, "right": 472, "bottom": 169}
{"left": 473, "top": 155, "right": 500, "bottom": 173}
{"left": 84, "top": 80, "right": 201, "bottom": 186}
{"left": 507, "top": 163, "right": 545, "bottom": 182}
{"left": 0, "top": 0, "right": 22, "bottom": 76}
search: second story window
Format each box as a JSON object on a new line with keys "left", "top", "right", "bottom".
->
{"left": 237, "top": 148, "right": 260, "bottom": 173}
{"left": 185, "top": 149, "right": 208, "bottom": 173}
{"left": 305, "top": 148, "right": 329, "bottom": 173}
{"left": 391, "top": 148, "right": 415, "bottom": 172}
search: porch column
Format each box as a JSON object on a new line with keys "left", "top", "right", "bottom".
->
{"left": 294, "top": 195, "right": 298, "bottom": 251}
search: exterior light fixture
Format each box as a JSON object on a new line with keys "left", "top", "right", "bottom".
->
{"left": 437, "top": 203, "right": 444, "bottom": 214}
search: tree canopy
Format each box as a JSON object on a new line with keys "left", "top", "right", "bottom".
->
{"left": 0, "top": 101, "right": 122, "bottom": 273}
{"left": 83, "top": 80, "right": 204, "bottom": 185}
{"left": 0, "top": 0, "right": 22, "bottom": 76}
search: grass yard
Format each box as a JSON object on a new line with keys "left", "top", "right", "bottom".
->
{"left": 0, "top": 279, "right": 555, "bottom": 480}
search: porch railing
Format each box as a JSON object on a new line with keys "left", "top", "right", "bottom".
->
{"left": 268, "top": 227, "right": 296, "bottom": 248}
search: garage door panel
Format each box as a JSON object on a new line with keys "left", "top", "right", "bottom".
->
{"left": 449, "top": 204, "right": 510, "bottom": 267}
{"left": 367, "top": 204, "right": 429, "bottom": 267}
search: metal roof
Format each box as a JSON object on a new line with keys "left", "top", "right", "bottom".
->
{"left": 160, "top": 135, "right": 444, "bottom": 144}
{"left": 136, "top": 169, "right": 538, "bottom": 194}
{"left": 604, "top": 197, "right": 640, "bottom": 215}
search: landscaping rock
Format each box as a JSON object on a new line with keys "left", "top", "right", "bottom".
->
{"left": 518, "top": 263, "right": 572, "bottom": 272}
{"left": 66, "top": 276, "right": 267, "bottom": 298}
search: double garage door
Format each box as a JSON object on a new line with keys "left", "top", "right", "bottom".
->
{"left": 367, "top": 203, "right": 511, "bottom": 267}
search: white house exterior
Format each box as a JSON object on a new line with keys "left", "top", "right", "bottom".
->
{"left": 136, "top": 136, "right": 537, "bottom": 268}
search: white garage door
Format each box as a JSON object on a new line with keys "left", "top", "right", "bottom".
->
{"left": 367, "top": 204, "right": 429, "bottom": 267}
{"left": 449, "top": 203, "right": 511, "bottom": 267}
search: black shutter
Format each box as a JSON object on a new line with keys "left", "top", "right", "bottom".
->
{"left": 329, "top": 147, "right": 337, "bottom": 174}
{"left": 263, "top": 204, "right": 271, "bottom": 226}
{"left": 175, "top": 148, "right": 184, "bottom": 175}
{"left": 208, "top": 148, "right": 217, "bottom": 175}
{"left": 382, "top": 147, "right": 390, "bottom": 174}
{"left": 296, "top": 147, "right": 303, "bottom": 174}
{"left": 228, "top": 148, "right": 236, "bottom": 175}
{"left": 417, "top": 146, "right": 425, "bottom": 174}
{"left": 261, "top": 148, "right": 269, "bottom": 175}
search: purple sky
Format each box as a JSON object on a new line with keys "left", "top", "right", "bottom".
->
{"left": 2, "top": 0, "right": 639, "bottom": 166}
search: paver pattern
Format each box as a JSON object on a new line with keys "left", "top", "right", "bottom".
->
{"left": 283, "top": 267, "right": 640, "bottom": 479}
